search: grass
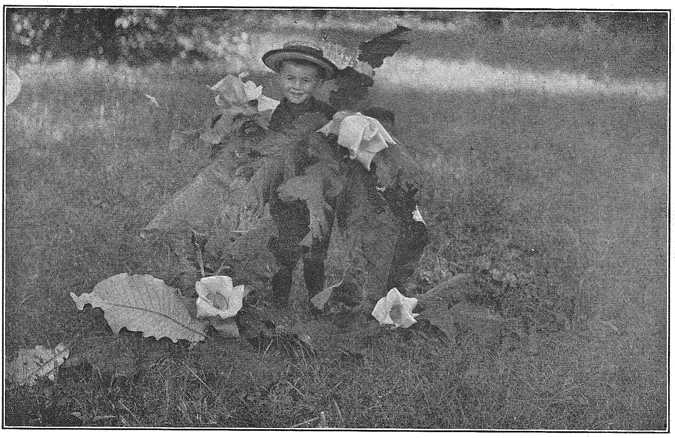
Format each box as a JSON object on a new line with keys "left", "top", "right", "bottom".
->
{"left": 196, "top": 11, "right": 668, "bottom": 81}
{"left": 3, "top": 33, "right": 668, "bottom": 429}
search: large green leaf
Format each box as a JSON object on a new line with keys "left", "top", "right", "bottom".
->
{"left": 71, "top": 273, "right": 207, "bottom": 343}
{"left": 417, "top": 274, "right": 522, "bottom": 343}
{"left": 416, "top": 274, "right": 474, "bottom": 339}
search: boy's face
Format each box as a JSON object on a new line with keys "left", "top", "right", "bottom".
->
{"left": 278, "top": 61, "right": 323, "bottom": 104}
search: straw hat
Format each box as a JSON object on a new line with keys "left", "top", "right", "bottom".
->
{"left": 262, "top": 41, "right": 338, "bottom": 80}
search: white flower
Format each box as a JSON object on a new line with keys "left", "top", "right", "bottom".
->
{"left": 195, "top": 276, "right": 248, "bottom": 319}
{"left": 317, "top": 110, "right": 354, "bottom": 136}
{"left": 210, "top": 74, "right": 279, "bottom": 113}
{"left": 318, "top": 112, "right": 397, "bottom": 170}
{"left": 371, "top": 288, "right": 419, "bottom": 328}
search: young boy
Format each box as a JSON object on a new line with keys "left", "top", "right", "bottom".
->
{"left": 261, "top": 42, "right": 338, "bottom": 307}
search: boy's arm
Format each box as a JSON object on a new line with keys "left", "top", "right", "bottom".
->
{"left": 276, "top": 170, "right": 331, "bottom": 241}
{"left": 276, "top": 133, "right": 345, "bottom": 243}
{"left": 245, "top": 116, "right": 330, "bottom": 213}
{"left": 276, "top": 158, "right": 342, "bottom": 243}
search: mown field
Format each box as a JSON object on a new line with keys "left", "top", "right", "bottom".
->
{"left": 4, "top": 19, "right": 668, "bottom": 429}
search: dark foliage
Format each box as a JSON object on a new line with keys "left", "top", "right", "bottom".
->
{"left": 7, "top": 9, "right": 123, "bottom": 62}
{"left": 6, "top": 9, "right": 237, "bottom": 64}
{"left": 6, "top": 9, "right": 668, "bottom": 67}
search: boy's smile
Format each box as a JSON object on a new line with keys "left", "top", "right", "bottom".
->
{"left": 278, "top": 62, "right": 323, "bottom": 104}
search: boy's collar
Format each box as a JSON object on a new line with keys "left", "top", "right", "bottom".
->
{"left": 280, "top": 96, "right": 316, "bottom": 109}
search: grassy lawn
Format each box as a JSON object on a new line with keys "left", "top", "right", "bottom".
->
{"left": 3, "top": 25, "right": 667, "bottom": 429}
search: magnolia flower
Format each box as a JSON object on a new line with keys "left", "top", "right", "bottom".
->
{"left": 210, "top": 73, "right": 279, "bottom": 113}
{"left": 371, "top": 288, "right": 419, "bottom": 328}
{"left": 318, "top": 112, "right": 397, "bottom": 170}
{"left": 316, "top": 110, "right": 353, "bottom": 136}
{"left": 195, "top": 276, "right": 248, "bottom": 319}
{"left": 210, "top": 73, "right": 249, "bottom": 104}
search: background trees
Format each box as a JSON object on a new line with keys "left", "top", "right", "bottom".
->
{"left": 6, "top": 8, "right": 668, "bottom": 68}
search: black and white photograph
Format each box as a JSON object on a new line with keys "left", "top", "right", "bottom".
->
{"left": 2, "top": 5, "right": 669, "bottom": 430}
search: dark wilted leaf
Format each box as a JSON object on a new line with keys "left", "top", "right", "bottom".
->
{"left": 357, "top": 25, "right": 411, "bottom": 68}
{"left": 7, "top": 343, "right": 69, "bottom": 386}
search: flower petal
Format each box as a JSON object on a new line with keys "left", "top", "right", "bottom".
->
{"left": 210, "top": 74, "right": 249, "bottom": 106}
{"left": 195, "top": 276, "right": 248, "bottom": 319}
{"left": 371, "top": 288, "right": 418, "bottom": 328}
{"left": 242, "top": 80, "right": 262, "bottom": 101}
{"left": 258, "top": 95, "right": 280, "bottom": 113}
{"left": 334, "top": 114, "right": 397, "bottom": 170}
{"left": 196, "top": 296, "right": 226, "bottom": 319}
{"left": 372, "top": 295, "right": 394, "bottom": 325}
{"left": 196, "top": 276, "right": 233, "bottom": 300}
